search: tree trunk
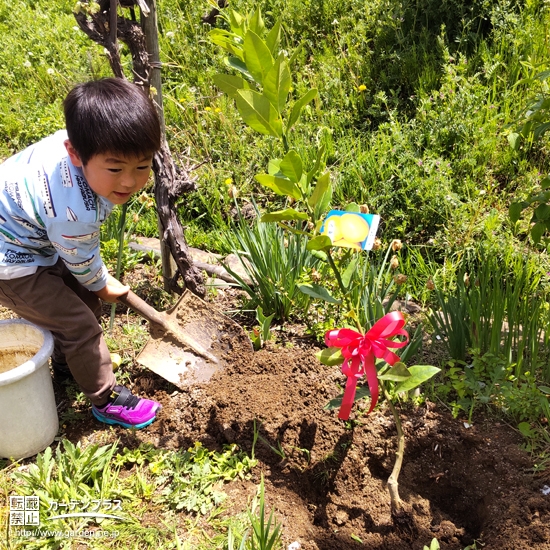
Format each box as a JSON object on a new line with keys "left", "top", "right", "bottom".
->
{"left": 73, "top": 0, "right": 205, "bottom": 297}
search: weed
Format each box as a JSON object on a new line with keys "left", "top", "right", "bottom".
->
{"left": 247, "top": 475, "right": 283, "bottom": 550}
{"left": 290, "top": 446, "right": 311, "bottom": 466}
{"left": 155, "top": 442, "right": 257, "bottom": 514}
{"left": 257, "top": 436, "right": 286, "bottom": 461}
{"left": 437, "top": 351, "right": 550, "bottom": 423}
{"left": 249, "top": 305, "right": 275, "bottom": 350}
{"left": 58, "top": 407, "right": 85, "bottom": 426}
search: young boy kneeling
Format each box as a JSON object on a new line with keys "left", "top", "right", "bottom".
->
{"left": 0, "top": 78, "right": 162, "bottom": 429}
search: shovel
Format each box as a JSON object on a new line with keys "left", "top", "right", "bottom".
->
{"left": 118, "top": 289, "right": 252, "bottom": 389}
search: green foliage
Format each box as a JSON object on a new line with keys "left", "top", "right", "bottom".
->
{"left": 423, "top": 538, "right": 440, "bottom": 550}
{"left": 510, "top": 173, "right": 550, "bottom": 246}
{"left": 100, "top": 237, "right": 143, "bottom": 274}
{"left": 246, "top": 476, "right": 283, "bottom": 550}
{"left": 0, "top": 0, "right": 110, "bottom": 156}
{"left": 3, "top": 0, "right": 550, "bottom": 502}
{"left": 100, "top": 192, "right": 158, "bottom": 275}
{"left": 15, "top": 439, "right": 120, "bottom": 505}
{"left": 427, "top": 247, "right": 550, "bottom": 381}
{"left": 436, "top": 351, "right": 550, "bottom": 424}
{"left": 4, "top": 439, "right": 261, "bottom": 549}
{"left": 250, "top": 306, "right": 275, "bottom": 350}
{"left": 154, "top": 442, "right": 257, "bottom": 514}
{"left": 223, "top": 212, "right": 320, "bottom": 321}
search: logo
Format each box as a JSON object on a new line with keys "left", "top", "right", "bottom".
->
{"left": 9, "top": 496, "right": 40, "bottom": 527}
{"left": 9, "top": 495, "right": 123, "bottom": 540}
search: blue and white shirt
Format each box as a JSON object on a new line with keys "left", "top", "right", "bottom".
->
{"left": 0, "top": 130, "right": 114, "bottom": 291}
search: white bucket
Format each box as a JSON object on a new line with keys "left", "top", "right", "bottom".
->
{"left": 0, "top": 319, "right": 58, "bottom": 460}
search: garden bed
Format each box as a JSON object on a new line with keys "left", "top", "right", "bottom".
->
{"left": 47, "top": 279, "right": 550, "bottom": 550}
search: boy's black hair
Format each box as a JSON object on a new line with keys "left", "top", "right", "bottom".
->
{"left": 63, "top": 78, "right": 161, "bottom": 165}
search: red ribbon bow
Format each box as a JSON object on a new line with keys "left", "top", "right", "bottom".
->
{"left": 325, "top": 311, "right": 409, "bottom": 420}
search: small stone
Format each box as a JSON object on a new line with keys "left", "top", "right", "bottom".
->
{"left": 334, "top": 509, "right": 349, "bottom": 525}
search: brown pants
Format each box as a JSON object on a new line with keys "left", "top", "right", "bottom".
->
{"left": 0, "top": 258, "right": 116, "bottom": 405}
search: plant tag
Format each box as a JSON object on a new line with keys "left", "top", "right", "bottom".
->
{"left": 320, "top": 210, "right": 380, "bottom": 250}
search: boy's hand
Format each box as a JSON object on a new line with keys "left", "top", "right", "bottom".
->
{"left": 94, "top": 274, "right": 130, "bottom": 303}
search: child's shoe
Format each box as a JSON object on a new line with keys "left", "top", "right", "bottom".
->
{"left": 92, "top": 386, "right": 161, "bottom": 429}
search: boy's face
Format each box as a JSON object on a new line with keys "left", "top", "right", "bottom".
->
{"left": 65, "top": 140, "right": 153, "bottom": 205}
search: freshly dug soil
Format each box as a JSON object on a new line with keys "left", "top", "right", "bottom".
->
{"left": 59, "top": 313, "right": 550, "bottom": 550}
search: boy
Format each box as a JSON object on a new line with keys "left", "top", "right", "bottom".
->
{"left": 0, "top": 78, "right": 162, "bottom": 429}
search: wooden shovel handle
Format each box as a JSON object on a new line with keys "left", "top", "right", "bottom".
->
{"left": 118, "top": 290, "right": 167, "bottom": 329}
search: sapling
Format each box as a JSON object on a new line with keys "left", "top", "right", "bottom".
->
{"left": 208, "top": 4, "right": 439, "bottom": 520}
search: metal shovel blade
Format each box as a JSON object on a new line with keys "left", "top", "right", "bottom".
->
{"left": 134, "top": 290, "right": 251, "bottom": 389}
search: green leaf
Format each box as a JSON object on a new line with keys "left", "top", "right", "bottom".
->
{"left": 248, "top": 6, "right": 265, "bottom": 36}
{"left": 236, "top": 90, "right": 282, "bottom": 137}
{"left": 394, "top": 365, "right": 440, "bottom": 393}
{"left": 209, "top": 29, "right": 244, "bottom": 59}
{"left": 265, "top": 18, "right": 282, "bottom": 55}
{"left": 225, "top": 56, "right": 253, "bottom": 79}
{"left": 298, "top": 283, "right": 341, "bottom": 304}
{"left": 287, "top": 88, "right": 318, "bottom": 132}
{"left": 340, "top": 255, "right": 359, "bottom": 289}
{"left": 263, "top": 54, "right": 291, "bottom": 112}
{"left": 228, "top": 10, "right": 245, "bottom": 36}
{"left": 260, "top": 208, "right": 308, "bottom": 222}
{"left": 213, "top": 74, "right": 249, "bottom": 99}
{"left": 518, "top": 421, "right": 536, "bottom": 438}
{"left": 310, "top": 250, "right": 328, "bottom": 262}
{"left": 316, "top": 347, "right": 345, "bottom": 366}
{"left": 541, "top": 176, "right": 550, "bottom": 190}
{"left": 306, "top": 235, "right": 333, "bottom": 251}
{"left": 288, "top": 42, "right": 303, "bottom": 67}
{"left": 531, "top": 220, "right": 546, "bottom": 244}
{"left": 309, "top": 172, "right": 332, "bottom": 219}
{"left": 276, "top": 223, "right": 310, "bottom": 236}
{"left": 255, "top": 174, "right": 301, "bottom": 199}
{"left": 534, "top": 122, "right": 550, "bottom": 140}
{"left": 538, "top": 385, "right": 550, "bottom": 395}
{"left": 378, "top": 361, "right": 411, "bottom": 382}
{"left": 534, "top": 69, "right": 550, "bottom": 81}
{"left": 308, "top": 171, "right": 330, "bottom": 207}
{"left": 509, "top": 202, "right": 525, "bottom": 224}
{"left": 345, "top": 203, "right": 361, "bottom": 212}
{"left": 267, "top": 159, "right": 282, "bottom": 175}
{"left": 535, "top": 203, "right": 550, "bottom": 220}
{"left": 243, "top": 30, "right": 273, "bottom": 85}
{"left": 324, "top": 385, "right": 371, "bottom": 410}
{"left": 279, "top": 150, "right": 303, "bottom": 183}
{"left": 307, "top": 145, "right": 326, "bottom": 184}
{"left": 256, "top": 306, "right": 275, "bottom": 343}
{"left": 507, "top": 132, "right": 521, "bottom": 150}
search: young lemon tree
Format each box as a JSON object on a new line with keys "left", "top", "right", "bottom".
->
{"left": 208, "top": 4, "right": 439, "bottom": 518}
